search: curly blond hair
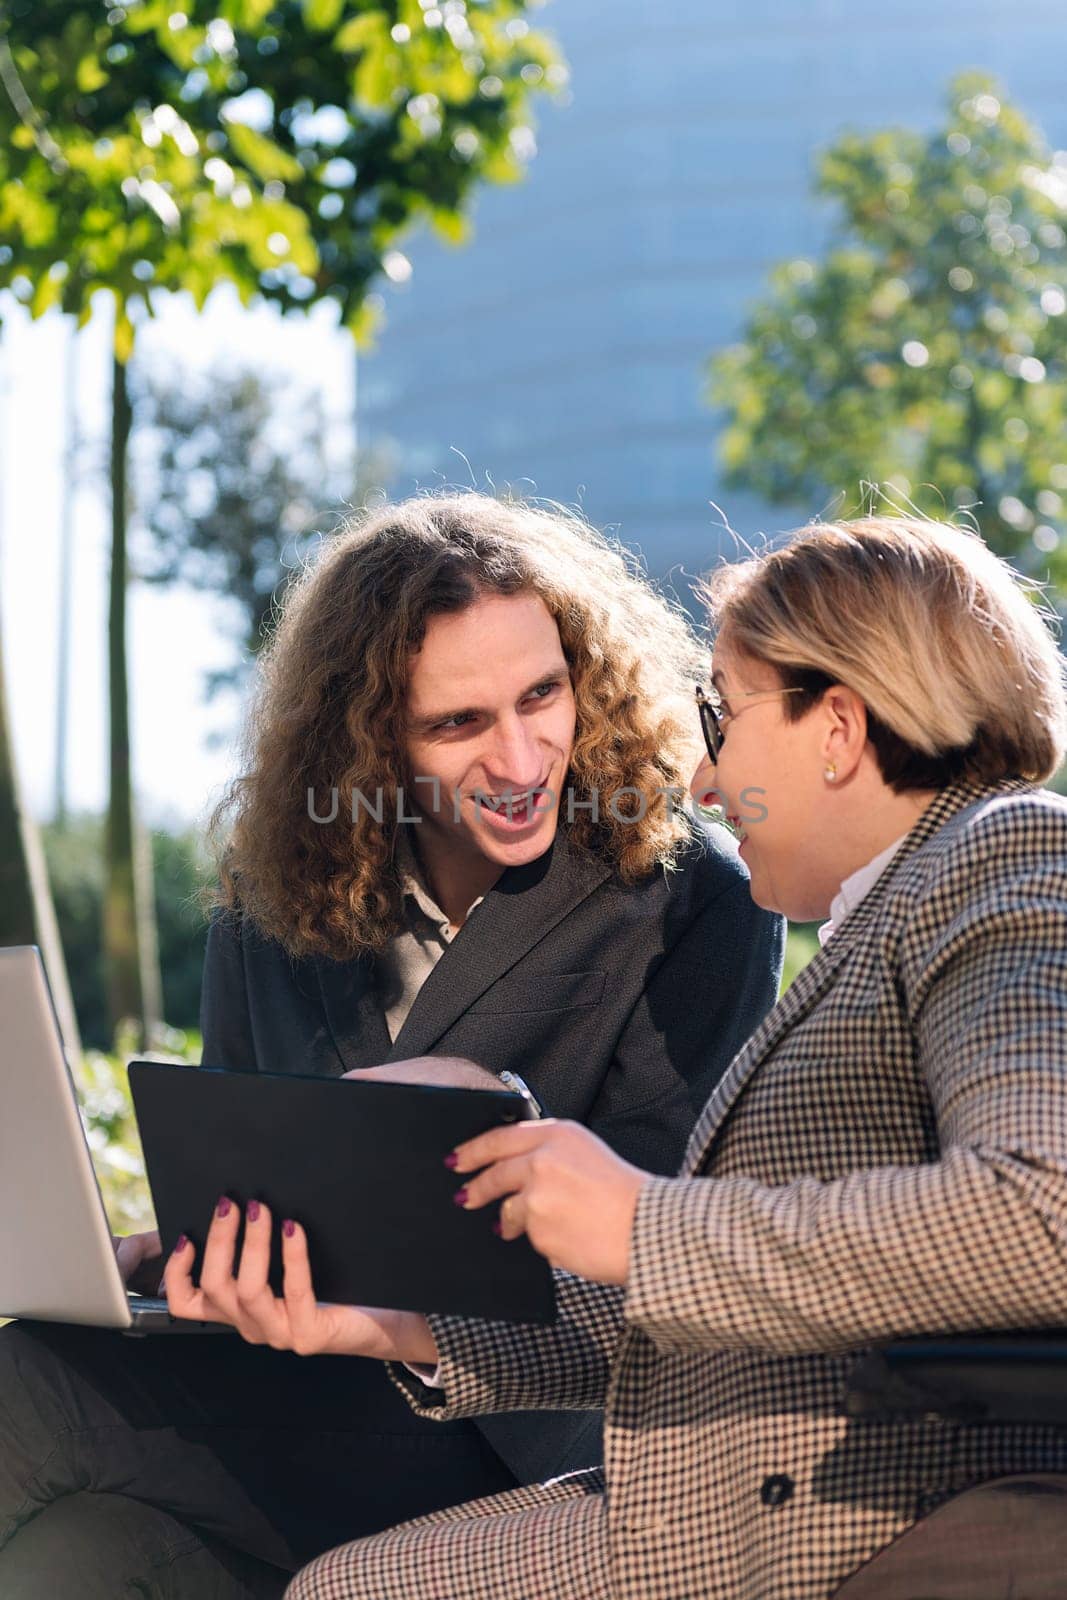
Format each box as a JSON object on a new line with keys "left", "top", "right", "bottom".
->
{"left": 211, "top": 493, "right": 706, "bottom": 959}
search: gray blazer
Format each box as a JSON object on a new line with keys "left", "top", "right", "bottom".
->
{"left": 401, "top": 780, "right": 1067, "bottom": 1600}
{"left": 200, "top": 816, "right": 784, "bottom": 1486}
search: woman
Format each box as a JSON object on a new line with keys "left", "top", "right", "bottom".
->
{"left": 168, "top": 513, "right": 1067, "bottom": 1600}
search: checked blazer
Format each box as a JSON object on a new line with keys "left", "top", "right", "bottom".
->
{"left": 386, "top": 779, "right": 1067, "bottom": 1600}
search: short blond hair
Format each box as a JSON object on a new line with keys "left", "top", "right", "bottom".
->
{"left": 700, "top": 516, "right": 1067, "bottom": 790}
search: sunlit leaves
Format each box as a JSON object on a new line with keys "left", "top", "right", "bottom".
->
{"left": 709, "top": 73, "right": 1067, "bottom": 590}
{"left": 29, "top": 270, "right": 63, "bottom": 317}
{"left": 334, "top": 12, "right": 384, "bottom": 53}
{"left": 0, "top": 0, "right": 558, "bottom": 348}
{"left": 0, "top": 181, "right": 58, "bottom": 248}
{"left": 75, "top": 52, "right": 109, "bottom": 94}
{"left": 122, "top": 2, "right": 176, "bottom": 37}
{"left": 223, "top": 121, "right": 305, "bottom": 184}
{"left": 218, "top": 0, "right": 276, "bottom": 30}
{"left": 114, "top": 300, "right": 136, "bottom": 361}
{"left": 429, "top": 204, "right": 470, "bottom": 244}
{"left": 303, "top": 0, "right": 346, "bottom": 33}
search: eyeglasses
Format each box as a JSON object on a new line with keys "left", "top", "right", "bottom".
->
{"left": 695, "top": 684, "right": 807, "bottom": 764}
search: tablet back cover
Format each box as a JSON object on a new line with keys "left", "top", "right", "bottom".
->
{"left": 129, "top": 1065, "right": 556, "bottom": 1324}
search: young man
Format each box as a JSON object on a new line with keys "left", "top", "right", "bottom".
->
{"left": 0, "top": 494, "right": 783, "bottom": 1598}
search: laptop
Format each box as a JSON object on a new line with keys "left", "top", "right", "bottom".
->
{"left": 0, "top": 945, "right": 228, "bottom": 1336}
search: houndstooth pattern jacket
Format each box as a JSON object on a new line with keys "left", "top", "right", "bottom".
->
{"left": 396, "top": 780, "right": 1067, "bottom": 1600}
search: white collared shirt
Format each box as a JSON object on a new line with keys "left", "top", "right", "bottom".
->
{"left": 817, "top": 834, "right": 908, "bottom": 947}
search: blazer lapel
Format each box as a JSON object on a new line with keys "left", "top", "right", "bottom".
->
{"left": 386, "top": 834, "right": 613, "bottom": 1062}
{"left": 314, "top": 952, "right": 392, "bottom": 1075}
{"left": 682, "top": 932, "right": 854, "bottom": 1171}
{"left": 683, "top": 777, "right": 1033, "bottom": 1173}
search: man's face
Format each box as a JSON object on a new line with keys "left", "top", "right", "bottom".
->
{"left": 403, "top": 591, "right": 578, "bottom": 870}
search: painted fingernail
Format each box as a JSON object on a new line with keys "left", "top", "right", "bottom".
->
{"left": 283, "top": 1219, "right": 296, "bottom": 1238}
{"left": 443, "top": 1152, "right": 459, "bottom": 1169}
{"left": 173, "top": 1234, "right": 188, "bottom": 1253}
{"left": 216, "top": 1196, "right": 231, "bottom": 1219}
{"left": 492, "top": 1220, "right": 503, "bottom": 1236}
{"left": 452, "top": 1187, "right": 469, "bottom": 1207}
{"left": 247, "top": 1199, "right": 261, "bottom": 1223}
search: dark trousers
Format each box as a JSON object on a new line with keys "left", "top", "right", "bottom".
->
{"left": 0, "top": 1319, "right": 517, "bottom": 1598}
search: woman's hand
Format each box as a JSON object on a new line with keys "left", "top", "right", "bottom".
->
{"left": 451, "top": 1120, "right": 649, "bottom": 1286}
{"left": 163, "top": 1199, "right": 438, "bottom": 1365}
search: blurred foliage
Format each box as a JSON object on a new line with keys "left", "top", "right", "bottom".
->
{"left": 0, "top": 0, "right": 559, "bottom": 350}
{"left": 711, "top": 73, "right": 1067, "bottom": 590}
{"left": 44, "top": 814, "right": 209, "bottom": 1048}
{"left": 76, "top": 1032, "right": 202, "bottom": 1234}
{"left": 132, "top": 362, "right": 386, "bottom": 696}
{"left": 781, "top": 920, "right": 820, "bottom": 995}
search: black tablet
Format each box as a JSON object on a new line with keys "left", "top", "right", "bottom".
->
{"left": 128, "top": 1063, "right": 556, "bottom": 1325}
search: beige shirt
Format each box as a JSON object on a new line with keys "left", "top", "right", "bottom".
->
{"left": 383, "top": 831, "right": 491, "bottom": 1390}
{"left": 375, "top": 830, "right": 486, "bottom": 1043}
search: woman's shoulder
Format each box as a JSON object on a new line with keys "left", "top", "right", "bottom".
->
{"left": 912, "top": 782, "right": 1067, "bottom": 876}
{"left": 892, "top": 782, "right": 1067, "bottom": 942}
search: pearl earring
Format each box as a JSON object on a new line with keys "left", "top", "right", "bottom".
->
{"left": 824, "top": 764, "right": 837, "bottom": 782}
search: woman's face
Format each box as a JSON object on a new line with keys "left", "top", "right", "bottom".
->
{"left": 690, "top": 639, "right": 835, "bottom": 921}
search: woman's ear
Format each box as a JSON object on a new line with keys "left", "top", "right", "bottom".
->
{"left": 820, "top": 685, "right": 868, "bottom": 780}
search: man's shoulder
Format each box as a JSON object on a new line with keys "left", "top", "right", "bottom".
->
{"left": 671, "top": 809, "right": 749, "bottom": 894}
{"left": 205, "top": 902, "right": 317, "bottom": 982}
{"left": 588, "top": 811, "right": 749, "bottom": 915}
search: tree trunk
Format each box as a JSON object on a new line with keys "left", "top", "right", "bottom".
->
{"left": 0, "top": 598, "right": 83, "bottom": 1055}
{"left": 0, "top": 620, "right": 35, "bottom": 946}
{"left": 54, "top": 316, "right": 78, "bottom": 827}
{"left": 103, "top": 349, "right": 162, "bottom": 1048}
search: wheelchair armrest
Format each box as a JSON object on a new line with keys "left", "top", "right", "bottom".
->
{"left": 844, "top": 1333, "right": 1067, "bottom": 1426}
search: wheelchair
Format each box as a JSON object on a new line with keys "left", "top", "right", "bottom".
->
{"left": 832, "top": 1334, "right": 1067, "bottom": 1597}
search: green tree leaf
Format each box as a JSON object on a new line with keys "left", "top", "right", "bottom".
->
{"left": 224, "top": 120, "right": 305, "bottom": 185}
{"left": 302, "top": 0, "right": 345, "bottom": 33}
{"left": 75, "top": 53, "right": 108, "bottom": 93}
{"left": 334, "top": 12, "right": 386, "bottom": 53}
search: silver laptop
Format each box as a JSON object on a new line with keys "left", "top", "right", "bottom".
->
{"left": 0, "top": 945, "right": 228, "bottom": 1336}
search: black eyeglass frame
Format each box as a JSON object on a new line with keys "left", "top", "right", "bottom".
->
{"left": 695, "top": 683, "right": 808, "bottom": 764}
{"left": 695, "top": 685, "right": 726, "bottom": 763}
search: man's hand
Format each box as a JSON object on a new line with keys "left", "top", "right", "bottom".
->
{"left": 450, "top": 1120, "right": 650, "bottom": 1286}
{"left": 163, "top": 1198, "right": 438, "bottom": 1365}
{"left": 343, "top": 1056, "right": 503, "bottom": 1092}
{"left": 112, "top": 1230, "right": 164, "bottom": 1296}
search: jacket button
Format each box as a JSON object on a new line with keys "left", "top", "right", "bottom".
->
{"left": 760, "top": 1474, "right": 794, "bottom": 1508}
